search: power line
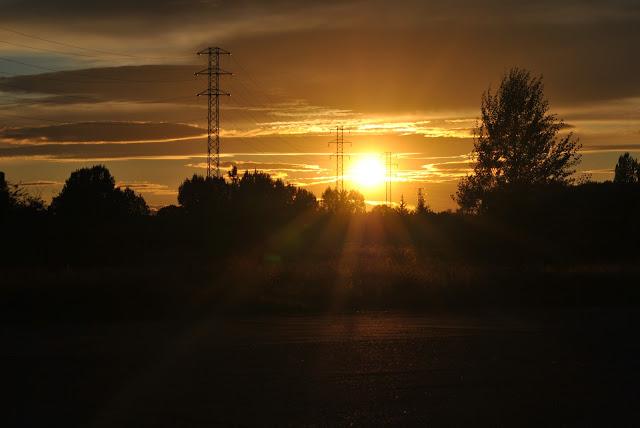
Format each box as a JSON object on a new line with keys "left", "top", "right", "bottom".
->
{"left": 195, "top": 47, "right": 231, "bottom": 178}
{"left": 228, "top": 57, "right": 345, "bottom": 189}
{"left": 0, "top": 90, "right": 196, "bottom": 107}
{"left": 0, "top": 26, "right": 191, "bottom": 61}
{"left": 0, "top": 56, "right": 194, "bottom": 83}
{"left": 224, "top": 89, "right": 309, "bottom": 156}
{"left": 228, "top": 56, "right": 329, "bottom": 152}
{"left": 0, "top": 39, "right": 98, "bottom": 58}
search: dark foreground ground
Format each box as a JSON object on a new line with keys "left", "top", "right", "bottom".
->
{"left": 4, "top": 312, "right": 640, "bottom": 427}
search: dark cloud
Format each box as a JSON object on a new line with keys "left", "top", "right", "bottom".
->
{"left": 2, "top": 1, "right": 638, "bottom": 33}
{"left": 0, "top": 134, "right": 325, "bottom": 159}
{"left": 0, "top": 0, "right": 324, "bottom": 22}
{"left": 0, "top": 0, "right": 348, "bottom": 42}
{"left": 0, "top": 139, "right": 200, "bottom": 159}
{"left": 0, "top": 1, "right": 638, "bottom": 113}
{"left": 0, "top": 65, "right": 201, "bottom": 103}
{"left": 0, "top": 121, "right": 205, "bottom": 142}
{"left": 230, "top": 26, "right": 640, "bottom": 112}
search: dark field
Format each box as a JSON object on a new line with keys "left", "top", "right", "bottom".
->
{"left": 5, "top": 312, "right": 640, "bottom": 427}
{"left": 3, "top": 177, "right": 640, "bottom": 426}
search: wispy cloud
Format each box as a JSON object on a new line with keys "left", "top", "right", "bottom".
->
{"left": 13, "top": 179, "right": 62, "bottom": 186}
{"left": 116, "top": 181, "right": 177, "bottom": 196}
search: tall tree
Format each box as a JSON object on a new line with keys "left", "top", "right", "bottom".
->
{"left": 415, "top": 189, "right": 429, "bottom": 215}
{"left": 397, "top": 194, "right": 408, "bottom": 215}
{"left": 614, "top": 152, "right": 639, "bottom": 184}
{"left": 456, "top": 68, "right": 581, "bottom": 213}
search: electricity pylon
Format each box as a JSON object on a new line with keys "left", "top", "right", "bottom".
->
{"left": 195, "top": 47, "right": 231, "bottom": 178}
{"left": 328, "top": 126, "right": 351, "bottom": 192}
{"left": 385, "top": 152, "right": 398, "bottom": 206}
{"left": 417, "top": 187, "right": 425, "bottom": 212}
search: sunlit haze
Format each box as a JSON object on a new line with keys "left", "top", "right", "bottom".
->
{"left": 348, "top": 154, "right": 386, "bottom": 188}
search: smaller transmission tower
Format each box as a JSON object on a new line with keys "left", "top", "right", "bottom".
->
{"left": 384, "top": 152, "right": 398, "bottom": 206}
{"left": 328, "top": 126, "right": 351, "bottom": 192}
{"left": 416, "top": 187, "right": 425, "bottom": 212}
{"left": 195, "top": 47, "right": 231, "bottom": 178}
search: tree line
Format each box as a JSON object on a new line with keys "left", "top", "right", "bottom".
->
{"left": 2, "top": 67, "right": 640, "bottom": 266}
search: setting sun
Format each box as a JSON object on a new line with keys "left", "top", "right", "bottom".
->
{"left": 349, "top": 155, "right": 386, "bottom": 188}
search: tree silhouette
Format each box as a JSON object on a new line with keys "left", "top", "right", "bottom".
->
{"left": 228, "top": 165, "right": 240, "bottom": 185}
{"left": 0, "top": 171, "right": 10, "bottom": 215}
{"left": 178, "top": 174, "right": 228, "bottom": 215}
{"left": 0, "top": 171, "right": 13, "bottom": 221}
{"left": 237, "top": 170, "right": 284, "bottom": 211}
{"left": 397, "top": 194, "right": 409, "bottom": 215}
{"left": 456, "top": 67, "right": 581, "bottom": 213}
{"left": 50, "top": 165, "right": 148, "bottom": 219}
{"left": 178, "top": 170, "right": 317, "bottom": 222}
{"left": 237, "top": 170, "right": 318, "bottom": 217}
{"left": 1, "top": 171, "right": 46, "bottom": 221}
{"left": 416, "top": 190, "right": 429, "bottom": 215}
{"left": 370, "top": 204, "right": 395, "bottom": 216}
{"left": 614, "top": 152, "right": 639, "bottom": 184}
{"left": 117, "top": 187, "right": 150, "bottom": 217}
{"left": 321, "top": 187, "right": 366, "bottom": 214}
{"left": 291, "top": 186, "right": 318, "bottom": 212}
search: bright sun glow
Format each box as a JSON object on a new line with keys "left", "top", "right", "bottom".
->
{"left": 349, "top": 155, "right": 386, "bottom": 188}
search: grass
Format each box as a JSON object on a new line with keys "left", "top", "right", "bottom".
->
{"left": 2, "top": 243, "right": 639, "bottom": 323}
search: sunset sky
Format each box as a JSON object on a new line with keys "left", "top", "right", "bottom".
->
{"left": 1, "top": 0, "right": 639, "bottom": 210}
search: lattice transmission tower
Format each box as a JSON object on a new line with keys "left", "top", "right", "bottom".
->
{"left": 385, "top": 152, "right": 398, "bottom": 206}
{"left": 328, "top": 126, "right": 351, "bottom": 192}
{"left": 195, "top": 47, "right": 231, "bottom": 178}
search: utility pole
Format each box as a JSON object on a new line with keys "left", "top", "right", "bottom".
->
{"left": 195, "top": 47, "right": 231, "bottom": 178}
{"left": 384, "top": 152, "right": 398, "bottom": 206}
{"left": 328, "top": 126, "right": 351, "bottom": 192}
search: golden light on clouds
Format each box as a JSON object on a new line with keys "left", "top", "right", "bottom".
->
{"left": 1, "top": 0, "right": 639, "bottom": 213}
{"left": 240, "top": 109, "right": 476, "bottom": 139}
